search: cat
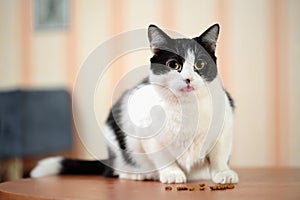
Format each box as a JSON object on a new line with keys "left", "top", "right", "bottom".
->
{"left": 30, "top": 24, "right": 239, "bottom": 184}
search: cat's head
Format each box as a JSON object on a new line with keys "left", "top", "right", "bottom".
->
{"left": 148, "top": 24, "right": 219, "bottom": 98}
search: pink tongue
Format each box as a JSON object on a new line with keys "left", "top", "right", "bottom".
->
{"left": 181, "top": 87, "right": 194, "bottom": 92}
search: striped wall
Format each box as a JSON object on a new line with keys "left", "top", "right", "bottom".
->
{"left": 0, "top": 0, "right": 300, "bottom": 167}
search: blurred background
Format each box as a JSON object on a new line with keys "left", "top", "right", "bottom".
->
{"left": 0, "top": 0, "right": 300, "bottom": 181}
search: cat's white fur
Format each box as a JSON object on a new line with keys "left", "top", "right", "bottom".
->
{"left": 30, "top": 157, "right": 63, "bottom": 178}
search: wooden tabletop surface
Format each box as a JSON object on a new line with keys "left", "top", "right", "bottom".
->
{"left": 0, "top": 168, "right": 299, "bottom": 200}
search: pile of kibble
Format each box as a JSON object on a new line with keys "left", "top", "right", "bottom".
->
{"left": 165, "top": 183, "right": 235, "bottom": 191}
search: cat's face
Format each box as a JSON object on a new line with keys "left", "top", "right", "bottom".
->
{"left": 148, "top": 24, "right": 219, "bottom": 98}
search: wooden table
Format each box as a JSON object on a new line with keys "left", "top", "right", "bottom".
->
{"left": 0, "top": 168, "right": 299, "bottom": 200}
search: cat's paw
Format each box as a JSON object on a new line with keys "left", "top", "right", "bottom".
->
{"left": 159, "top": 167, "right": 187, "bottom": 183}
{"left": 212, "top": 169, "right": 239, "bottom": 183}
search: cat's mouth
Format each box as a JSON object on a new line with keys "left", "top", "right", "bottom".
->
{"left": 180, "top": 85, "right": 194, "bottom": 92}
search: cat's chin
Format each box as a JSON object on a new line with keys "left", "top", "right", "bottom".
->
{"left": 180, "top": 86, "right": 194, "bottom": 92}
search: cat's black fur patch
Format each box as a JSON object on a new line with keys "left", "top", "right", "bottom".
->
{"left": 140, "top": 76, "right": 150, "bottom": 85}
{"left": 106, "top": 98, "right": 136, "bottom": 166}
{"left": 60, "top": 159, "right": 116, "bottom": 177}
{"left": 193, "top": 56, "right": 217, "bottom": 82}
{"left": 150, "top": 49, "right": 181, "bottom": 75}
{"left": 225, "top": 90, "right": 235, "bottom": 109}
{"left": 106, "top": 78, "right": 150, "bottom": 166}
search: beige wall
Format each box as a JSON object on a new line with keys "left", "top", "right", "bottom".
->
{"left": 1, "top": 0, "right": 300, "bottom": 167}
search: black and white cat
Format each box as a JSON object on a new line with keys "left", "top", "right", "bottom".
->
{"left": 31, "top": 24, "right": 238, "bottom": 184}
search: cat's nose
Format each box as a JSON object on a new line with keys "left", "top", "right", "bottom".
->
{"left": 185, "top": 78, "right": 193, "bottom": 84}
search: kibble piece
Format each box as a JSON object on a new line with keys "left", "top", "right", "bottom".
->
{"left": 210, "top": 185, "right": 217, "bottom": 190}
{"left": 226, "top": 184, "right": 235, "bottom": 189}
{"left": 177, "top": 186, "right": 188, "bottom": 191}
{"left": 219, "top": 185, "right": 227, "bottom": 190}
{"left": 210, "top": 185, "right": 221, "bottom": 191}
{"left": 199, "top": 183, "right": 205, "bottom": 187}
{"left": 188, "top": 187, "right": 195, "bottom": 191}
{"left": 165, "top": 186, "right": 172, "bottom": 191}
{"left": 199, "top": 187, "right": 205, "bottom": 191}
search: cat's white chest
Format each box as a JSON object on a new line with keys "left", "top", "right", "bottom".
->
{"left": 159, "top": 94, "right": 213, "bottom": 172}
{"left": 124, "top": 85, "right": 213, "bottom": 172}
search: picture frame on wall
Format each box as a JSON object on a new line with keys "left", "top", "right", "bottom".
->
{"left": 33, "top": 0, "right": 69, "bottom": 30}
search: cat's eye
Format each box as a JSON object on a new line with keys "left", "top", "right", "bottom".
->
{"left": 166, "top": 59, "right": 181, "bottom": 70}
{"left": 194, "top": 59, "right": 207, "bottom": 70}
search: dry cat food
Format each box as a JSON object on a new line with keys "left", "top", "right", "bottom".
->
{"left": 209, "top": 183, "right": 235, "bottom": 191}
{"left": 165, "top": 186, "right": 173, "bottom": 191}
{"left": 199, "top": 183, "right": 205, "bottom": 187}
{"left": 164, "top": 183, "right": 235, "bottom": 191}
{"left": 199, "top": 183, "right": 206, "bottom": 190}
{"left": 176, "top": 186, "right": 189, "bottom": 191}
{"left": 199, "top": 187, "right": 205, "bottom": 191}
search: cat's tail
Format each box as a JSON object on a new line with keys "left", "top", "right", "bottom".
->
{"left": 30, "top": 156, "right": 116, "bottom": 178}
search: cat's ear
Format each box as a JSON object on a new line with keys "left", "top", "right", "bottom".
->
{"left": 195, "top": 24, "right": 220, "bottom": 55}
{"left": 148, "top": 24, "right": 172, "bottom": 54}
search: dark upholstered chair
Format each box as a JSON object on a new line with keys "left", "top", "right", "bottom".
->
{"left": 0, "top": 89, "right": 73, "bottom": 181}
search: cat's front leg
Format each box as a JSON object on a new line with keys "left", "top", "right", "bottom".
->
{"left": 208, "top": 126, "right": 239, "bottom": 183}
{"left": 159, "top": 163, "right": 186, "bottom": 183}
{"left": 142, "top": 139, "right": 186, "bottom": 184}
